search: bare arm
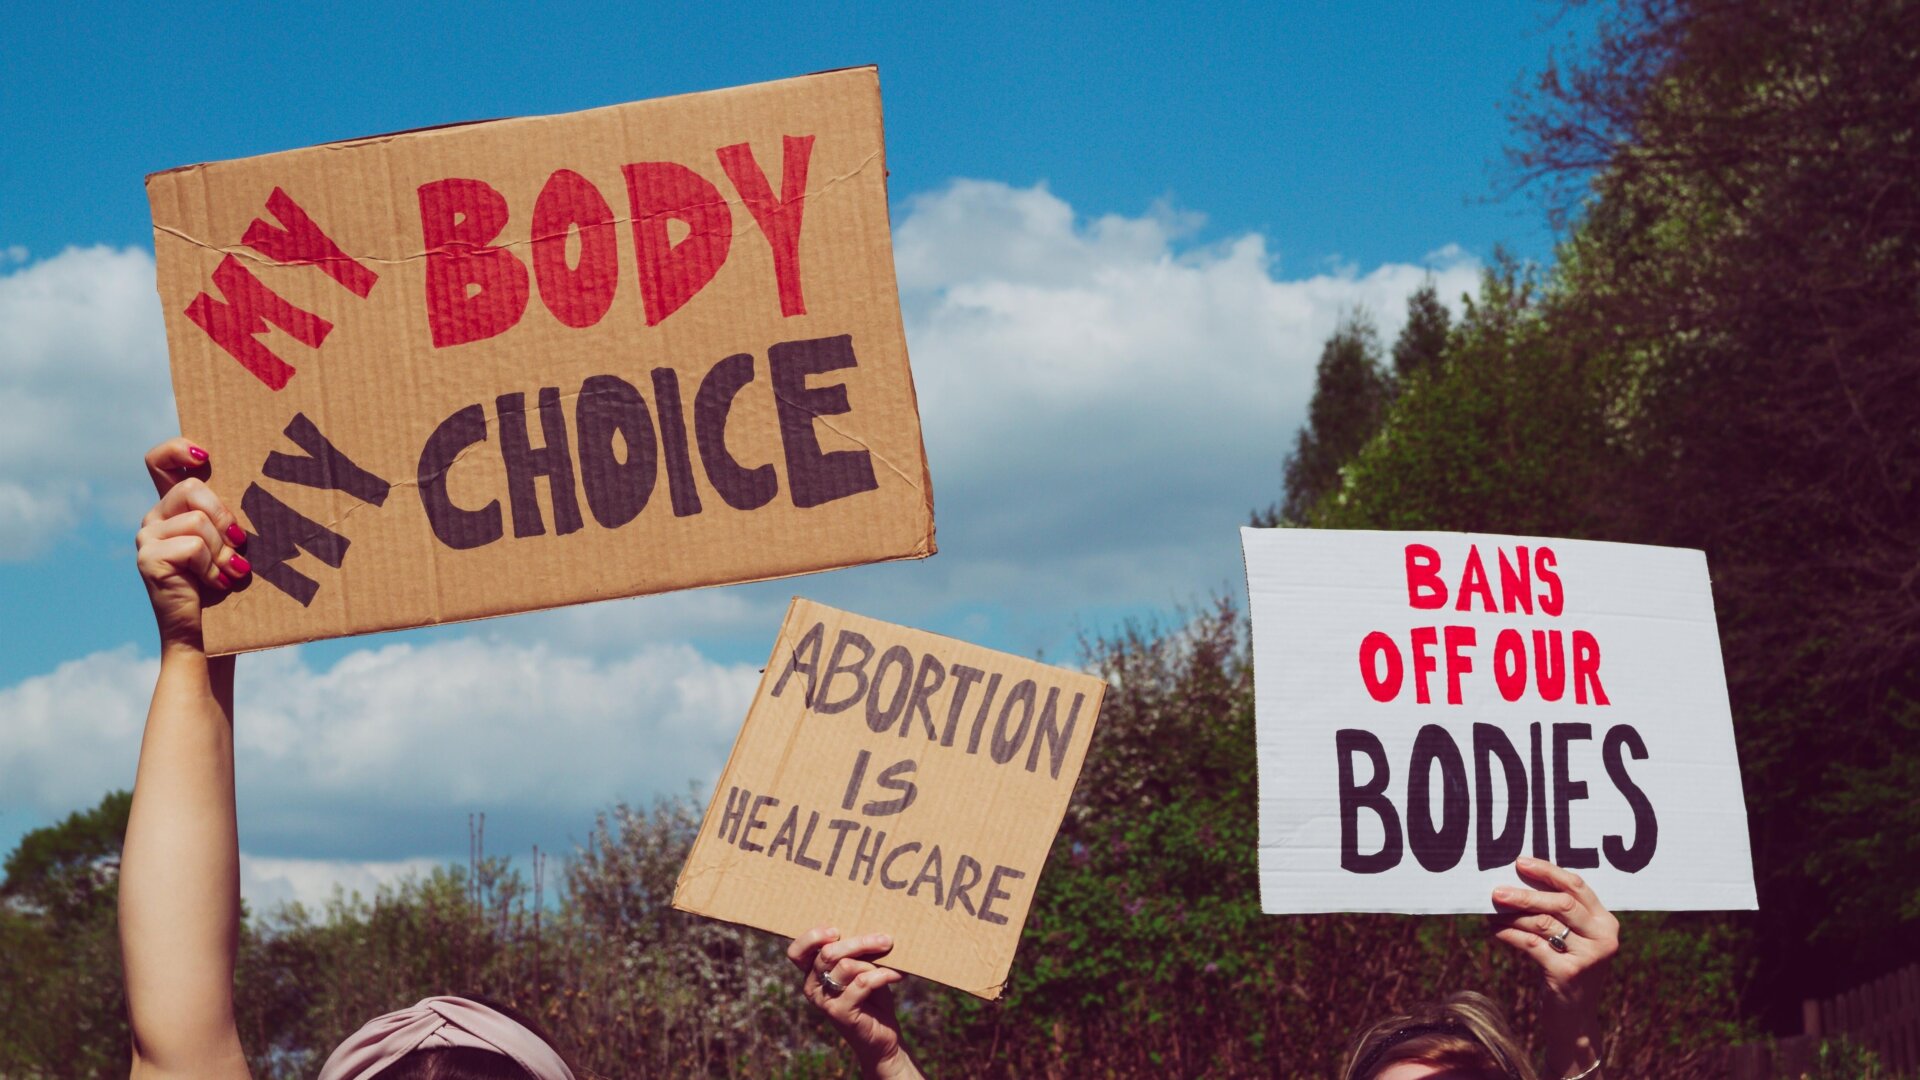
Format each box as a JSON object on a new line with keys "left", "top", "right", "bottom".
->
{"left": 789, "top": 927, "right": 926, "bottom": 1080}
{"left": 1492, "top": 856, "right": 1618, "bottom": 1079}
{"left": 120, "top": 438, "right": 253, "bottom": 1079}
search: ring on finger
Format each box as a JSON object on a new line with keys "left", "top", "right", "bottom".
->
{"left": 1547, "top": 926, "right": 1572, "bottom": 953}
{"left": 818, "top": 968, "right": 846, "bottom": 995}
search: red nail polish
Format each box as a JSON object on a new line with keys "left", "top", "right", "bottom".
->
{"left": 216, "top": 574, "right": 234, "bottom": 590}
{"left": 188, "top": 445, "right": 209, "bottom": 462}
{"left": 227, "top": 524, "right": 246, "bottom": 545}
{"left": 228, "top": 554, "right": 252, "bottom": 576}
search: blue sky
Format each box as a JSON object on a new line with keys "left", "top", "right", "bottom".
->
{"left": 3, "top": 3, "right": 1581, "bottom": 268}
{"left": 0, "top": 1, "right": 1592, "bottom": 907}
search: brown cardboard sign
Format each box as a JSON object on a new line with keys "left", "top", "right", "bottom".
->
{"left": 674, "top": 599, "right": 1107, "bottom": 999}
{"left": 147, "top": 68, "right": 933, "bottom": 655}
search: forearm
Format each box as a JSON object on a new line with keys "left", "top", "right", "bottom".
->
{"left": 1539, "top": 991, "right": 1603, "bottom": 1078}
{"left": 119, "top": 645, "right": 247, "bottom": 1075}
{"left": 865, "top": 1049, "right": 926, "bottom": 1080}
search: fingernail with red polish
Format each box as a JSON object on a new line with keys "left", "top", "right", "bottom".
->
{"left": 216, "top": 574, "right": 234, "bottom": 590}
{"left": 227, "top": 524, "right": 246, "bottom": 545}
{"left": 188, "top": 445, "right": 209, "bottom": 462}
{"left": 228, "top": 554, "right": 251, "bottom": 576}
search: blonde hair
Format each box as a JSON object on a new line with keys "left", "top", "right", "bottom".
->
{"left": 1341, "top": 991, "right": 1539, "bottom": 1080}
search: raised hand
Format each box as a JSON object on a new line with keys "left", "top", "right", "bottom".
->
{"left": 123, "top": 439, "right": 251, "bottom": 1078}
{"left": 788, "top": 927, "right": 923, "bottom": 1080}
{"left": 1491, "top": 855, "right": 1618, "bottom": 1078}
{"left": 135, "top": 438, "right": 250, "bottom": 649}
{"left": 1491, "top": 855, "right": 1620, "bottom": 999}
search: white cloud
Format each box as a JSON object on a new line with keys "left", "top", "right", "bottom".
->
{"left": 1, "top": 182, "right": 1484, "bottom": 897}
{"left": 503, "top": 587, "right": 793, "bottom": 662}
{"left": 512, "top": 181, "right": 1483, "bottom": 649}
{"left": 866, "top": 180, "right": 1480, "bottom": 616}
{"left": 240, "top": 853, "right": 442, "bottom": 913}
{"left": 0, "top": 646, "right": 155, "bottom": 807}
{"left": 0, "top": 246, "right": 173, "bottom": 558}
{"left": 0, "top": 190, "right": 1478, "bottom": 638}
{"left": 0, "top": 637, "right": 758, "bottom": 860}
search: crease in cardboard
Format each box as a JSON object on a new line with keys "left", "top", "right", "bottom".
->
{"left": 767, "top": 386, "right": 926, "bottom": 495}
{"left": 148, "top": 149, "right": 884, "bottom": 269}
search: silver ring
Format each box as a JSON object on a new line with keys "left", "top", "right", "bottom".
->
{"left": 818, "top": 968, "right": 846, "bottom": 995}
{"left": 1548, "top": 927, "right": 1572, "bottom": 953}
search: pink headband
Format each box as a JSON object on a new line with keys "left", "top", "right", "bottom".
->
{"left": 315, "top": 996, "right": 576, "bottom": 1080}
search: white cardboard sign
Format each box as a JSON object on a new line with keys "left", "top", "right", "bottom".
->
{"left": 1242, "top": 528, "right": 1757, "bottom": 914}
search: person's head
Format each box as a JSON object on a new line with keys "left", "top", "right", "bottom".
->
{"left": 379, "top": 1047, "right": 534, "bottom": 1080}
{"left": 1341, "top": 992, "right": 1538, "bottom": 1080}
{"left": 317, "top": 994, "right": 579, "bottom": 1080}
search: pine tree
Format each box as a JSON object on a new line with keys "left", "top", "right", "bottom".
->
{"left": 1390, "top": 280, "right": 1451, "bottom": 384}
{"left": 1278, "top": 311, "right": 1390, "bottom": 523}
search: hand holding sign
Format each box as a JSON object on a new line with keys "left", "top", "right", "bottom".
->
{"left": 1492, "top": 857, "right": 1621, "bottom": 993}
{"left": 788, "top": 927, "right": 923, "bottom": 1080}
{"left": 136, "top": 438, "right": 254, "bottom": 646}
{"left": 1344, "top": 858, "right": 1617, "bottom": 1078}
{"left": 1491, "top": 856, "right": 1617, "bottom": 1080}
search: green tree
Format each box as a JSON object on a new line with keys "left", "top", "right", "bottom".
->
{"left": 1508, "top": 0, "right": 1920, "bottom": 1022}
{"left": 1277, "top": 311, "right": 1391, "bottom": 524}
{"left": 900, "top": 605, "right": 1746, "bottom": 1077}
{"left": 3, "top": 789, "right": 130, "bottom": 923}
{"left": 1390, "top": 279, "right": 1453, "bottom": 385}
{"left": 0, "top": 790, "right": 134, "bottom": 1077}
{"left": 1308, "top": 254, "right": 1609, "bottom": 536}
{"left": 1275, "top": 0, "right": 1920, "bottom": 1033}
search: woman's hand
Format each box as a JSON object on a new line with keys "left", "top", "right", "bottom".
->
{"left": 136, "top": 439, "right": 251, "bottom": 651}
{"left": 1491, "top": 855, "right": 1618, "bottom": 1077}
{"left": 788, "top": 927, "right": 922, "bottom": 1080}
{"left": 122, "top": 439, "right": 252, "bottom": 1078}
{"left": 1491, "top": 855, "right": 1619, "bottom": 1004}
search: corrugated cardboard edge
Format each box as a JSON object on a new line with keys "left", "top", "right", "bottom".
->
{"left": 861, "top": 65, "right": 940, "bottom": 564}
{"left": 149, "top": 64, "right": 938, "bottom": 657}
{"left": 1236, "top": 528, "right": 1271, "bottom": 915}
{"left": 669, "top": 598, "right": 1106, "bottom": 1001}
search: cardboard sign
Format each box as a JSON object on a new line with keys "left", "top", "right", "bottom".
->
{"left": 674, "top": 598, "right": 1106, "bottom": 998}
{"left": 1241, "top": 528, "right": 1757, "bottom": 914}
{"left": 147, "top": 68, "right": 934, "bottom": 654}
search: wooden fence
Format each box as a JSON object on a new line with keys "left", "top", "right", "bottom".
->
{"left": 1725, "top": 962, "right": 1920, "bottom": 1077}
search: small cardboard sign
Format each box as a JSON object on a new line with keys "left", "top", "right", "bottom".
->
{"left": 674, "top": 598, "right": 1106, "bottom": 998}
{"left": 1242, "top": 528, "right": 1757, "bottom": 914}
{"left": 147, "top": 68, "right": 933, "bottom": 654}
